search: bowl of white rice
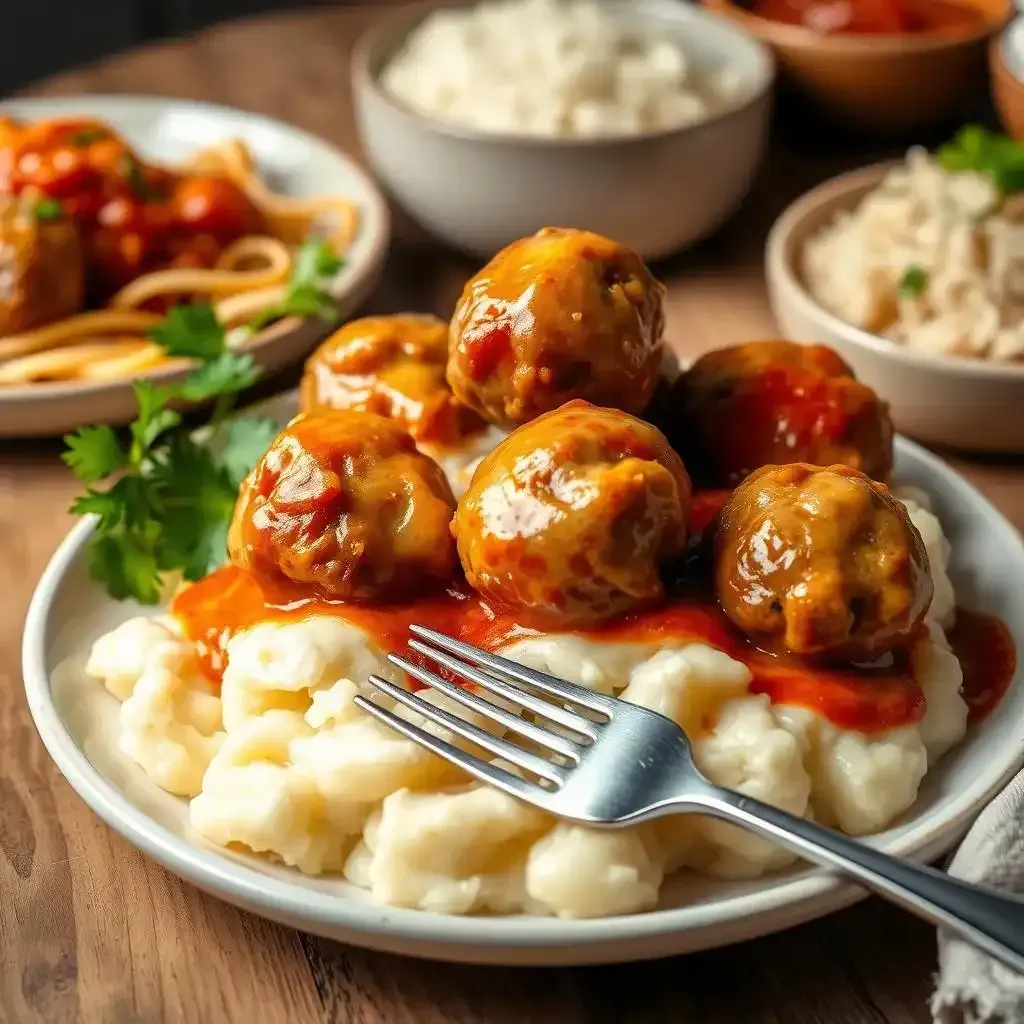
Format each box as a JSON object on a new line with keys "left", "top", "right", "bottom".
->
{"left": 767, "top": 133, "right": 1024, "bottom": 453}
{"left": 352, "top": 0, "right": 774, "bottom": 259}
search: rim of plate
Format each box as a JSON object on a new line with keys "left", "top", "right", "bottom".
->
{"left": 21, "top": 436, "right": 1024, "bottom": 958}
{"left": 0, "top": 94, "right": 391, "bottom": 402}
{"left": 766, "top": 159, "right": 1024, "bottom": 382}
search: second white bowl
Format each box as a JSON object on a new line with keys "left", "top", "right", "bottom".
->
{"left": 767, "top": 163, "right": 1024, "bottom": 454}
{"left": 352, "top": 0, "right": 774, "bottom": 261}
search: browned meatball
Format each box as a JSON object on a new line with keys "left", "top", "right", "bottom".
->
{"left": 667, "top": 341, "right": 893, "bottom": 487}
{"left": 453, "top": 400, "right": 691, "bottom": 626}
{"left": 447, "top": 227, "right": 665, "bottom": 427}
{"left": 299, "top": 314, "right": 486, "bottom": 449}
{"left": 0, "top": 195, "right": 85, "bottom": 335}
{"left": 715, "top": 464, "right": 932, "bottom": 660}
{"left": 228, "top": 411, "right": 457, "bottom": 601}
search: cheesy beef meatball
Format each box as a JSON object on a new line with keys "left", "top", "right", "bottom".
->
{"left": 453, "top": 400, "right": 691, "bottom": 626}
{"left": 715, "top": 464, "right": 932, "bottom": 660}
{"left": 670, "top": 341, "right": 893, "bottom": 487}
{"left": 228, "top": 411, "right": 457, "bottom": 601}
{"left": 299, "top": 314, "right": 485, "bottom": 448}
{"left": 0, "top": 195, "right": 84, "bottom": 335}
{"left": 447, "top": 227, "right": 665, "bottom": 426}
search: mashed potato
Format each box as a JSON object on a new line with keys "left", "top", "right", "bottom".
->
{"left": 85, "top": 491, "right": 969, "bottom": 917}
{"left": 423, "top": 424, "right": 508, "bottom": 499}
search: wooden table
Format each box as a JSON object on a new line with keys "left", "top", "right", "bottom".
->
{"left": 4, "top": 7, "right": 1024, "bottom": 1022}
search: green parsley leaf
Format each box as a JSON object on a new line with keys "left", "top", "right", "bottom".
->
{"left": 149, "top": 303, "right": 227, "bottom": 360}
{"left": 219, "top": 417, "right": 281, "bottom": 488}
{"left": 996, "top": 163, "right": 1024, "bottom": 196}
{"left": 898, "top": 265, "right": 928, "bottom": 299}
{"left": 250, "top": 239, "right": 344, "bottom": 331}
{"left": 70, "top": 128, "right": 108, "bottom": 147}
{"left": 130, "top": 380, "right": 180, "bottom": 455}
{"left": 151, "top": 435, "right": 237, "bottom": 579}
{"left": 66, "top": 278, "right": 282, "bottom": 601}
{"left": 937, "top": 126, "right": 1024, "bottom": 195}
{"left": 69, "top": 489, "right": 125, "bottom": 528}
{"left": 87, "top": 531, "right": 163, "bottom": 605}
{"left": 292, "top": 239, "right": 343, "bottom": 289}
{"left": 62, "top": 425, "right": 128, "bottom": 484}
{"left": 33, "top": 197, "right": 64, "bottom": 222}
{"left": 120, "top": 154, "right": 163, "bottom": 201}
{"left": 177, "top": 352, "right": 261, "bottom": 403}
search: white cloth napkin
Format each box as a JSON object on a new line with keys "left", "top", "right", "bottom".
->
{"left": 932, "top": 767, "right": 1024, "bottom": 1024}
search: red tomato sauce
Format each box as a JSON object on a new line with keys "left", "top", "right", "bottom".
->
{"left": 947, "top": 608, "right": 1017, "bottom": 724}
{"left": 749, "top": 0, "right": 985, "bottom": 35}
{"left": 0, "top": 116, "right": 266, "bottom": 300}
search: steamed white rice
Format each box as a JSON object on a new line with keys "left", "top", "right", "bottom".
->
{"left": 381, "top": 0, "right": 747, "bottom": 138}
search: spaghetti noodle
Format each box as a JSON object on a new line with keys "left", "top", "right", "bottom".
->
{"left": 0, "top": 118, "right": 359, "bottom": 386}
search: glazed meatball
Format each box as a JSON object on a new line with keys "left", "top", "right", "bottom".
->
{"left": 715, "top": 464, "right": 932, "bottom": 660}
{"left": 453, "top": 400, "right": 691, "bottom": 626}
{"left": 299, "top": 314, "right": 486, "bottom": 448}
{"left": 669, "top": 341, "right": 893, "bottom": 487}
{"left": 447, "top": 227, "right": 665, "bottom": 426}
{"left": 0, "top": 195, "right": 85, "bottom": 335}
{"left": 228, "top": 411, "right": 458, "bottom": 601}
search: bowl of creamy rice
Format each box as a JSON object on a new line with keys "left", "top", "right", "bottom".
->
{"left": 767, "top": 131, "right": 1024, "bottom": 453}
{"left": 352, "top": 0, "right": 774, "bottom": 259}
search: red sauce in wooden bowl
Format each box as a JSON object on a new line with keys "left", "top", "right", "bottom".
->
{"left": 749, "top": 0, "right": 986, "bottom": 36}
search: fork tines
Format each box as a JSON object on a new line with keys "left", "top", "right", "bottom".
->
{"left": 353, "top": 625, "right": 612, "bottom": 802}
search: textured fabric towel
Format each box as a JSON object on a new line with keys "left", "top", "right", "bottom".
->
{"left": 932, "top": 767, "right": 1024, "bottom": 1024}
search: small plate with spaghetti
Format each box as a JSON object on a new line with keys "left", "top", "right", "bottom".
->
{"left": 0, "top": 94, "right": 390, "bottom": 437}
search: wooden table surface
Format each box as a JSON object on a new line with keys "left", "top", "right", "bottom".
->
{"left": 4, "top": 7, "right": 1024, "bottom": 1022}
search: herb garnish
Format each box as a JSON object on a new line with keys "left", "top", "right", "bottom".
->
{"left": 898, "top": 265, "right": 928, "bottom": 299}
{"left": 33, "top": 197, "right": 64, "bottom": 222}
{"left": 70, "top": 128, "right": 108, "bottom": 147}
{"left": 250, "top": 239, "right": 344, "bottom": 330}
{"left": 62, "top": 239, "right": 342, "bottom": 604}
{"left": 937, "top": 126, "right": 1024, "bottom": 195}
{"left": 120, "top": 153, "right": 164, "bottom": 201}
{"left": 62, "top": 310, "right": 277, "bottom": 603}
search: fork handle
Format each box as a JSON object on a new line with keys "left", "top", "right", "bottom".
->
{"left": 690, "top": 788, "right": 1024, "bottom": 974}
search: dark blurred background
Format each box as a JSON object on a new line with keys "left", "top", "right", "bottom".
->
{"left": 1, "top": 0, "right": 363, "bottom": 96}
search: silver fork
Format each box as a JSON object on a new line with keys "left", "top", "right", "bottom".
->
{"left": 354, "top": 625, "right": 1024, "bottom": 973}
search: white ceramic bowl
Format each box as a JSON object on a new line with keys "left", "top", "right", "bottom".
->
{"left": 22, "top": 405, "right": 1024, "bottom": 964}
{"left": 766, "top": 162, "right": 1024, "bottom": 453}
{"left": 0, "top": 95, "right": 391, "bottom": 438}
{"left": 352, "top": 0, "right": 774, "bottom": 261}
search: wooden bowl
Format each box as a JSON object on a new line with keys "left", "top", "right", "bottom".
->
{"left": 991, "top": 16, "right": 1024, "bottom": 140}
{"left": 703, "top": 0, "right": 1011, "bottom": 134}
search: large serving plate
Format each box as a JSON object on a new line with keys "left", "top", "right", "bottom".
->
{"left": 22, "top": 409, "right": 1024, "bottom": 965}
{"left": 0, "top": 95, "right": 390, "bottom": 437}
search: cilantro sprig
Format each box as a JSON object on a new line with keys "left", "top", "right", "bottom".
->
{"left": 898, "top": 264, "right": 928, "bottom": 299}
{"left": 63, "top": 310, "right": 277, "bottom": 603}
{"left": 61, "top": 240, "right": 340, "bottom": 603}
{"left": 250, "top": 239, "right": 344, "bottom": 330}
{"left": 33, "top": 197, "right": 65, "bottom": 222}
{"left": 938, "top": 126, "right": 1024, "bottom": 195}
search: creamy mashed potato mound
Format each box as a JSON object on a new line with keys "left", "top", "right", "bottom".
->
{"left": 85, "top": 490, "right": 969, "bottom": 918}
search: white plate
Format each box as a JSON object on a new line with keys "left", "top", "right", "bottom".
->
{"left": 0, "top": 95, "right": 390, "bottom": 438}
{"left": 22, "top": 434, "right": 1024, "bottom": 965}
